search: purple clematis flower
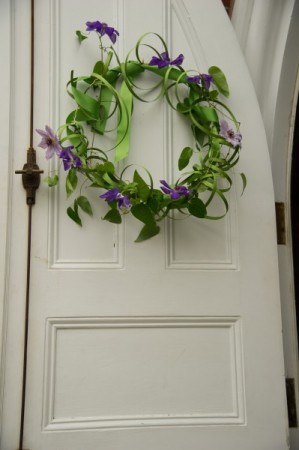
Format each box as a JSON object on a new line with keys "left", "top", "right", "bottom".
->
{"left": 59, "top": 146, "right": 82, "bottom": 171}
{"left": 201, "top": 73, "right": 213, "bottom": 90}
{"left": 100, "top": 188, "right": 131, "bottom": 209}
{"left": 186, "top": 73, "right": 213, "bottom": 89}
{"left": 186, "top": 75, "right": 201, "bottom": 84}
{"left": 149, "top": 51, "right": 184, "bottom": 68}
{"left": 85, "top": 21, "right": 119, "bottom": 44}
{"left": 36, "top": 126, "right": 62, "bottom": 160}
{"left": 219, "top": 120, "right": 242, "bottom": 147}
{"left": 160, "top": 180, "right": 190, "bottom": 200}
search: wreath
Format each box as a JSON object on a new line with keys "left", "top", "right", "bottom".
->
{"left": 36, "top": 20, "right": 245, "bottom": 242}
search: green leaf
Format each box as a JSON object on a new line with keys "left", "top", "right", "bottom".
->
{"left": 93, "top": 61, "right": 105, "bottom": 76}
{"left": 208, "top": 66, "right": 229, "bottom": 97}
{"left": 178, "top": 147, "right": 193, "bottom": 170}
{"left": 102, "top": 172, "right": 117, "bottom": 185}
{"left": 115, "top": 81, "right": 133, "bottom": 162}
{"left": 133, "top": 170, "right": 150, "bottom": 201}
{"left": 66, "top": 108, "right": 94, "bottom": 123}
{"left": 91, "top": 86, "right": 114, "bottom": 134}
{"left": 77, "top": 196, "right": 93, "bottom": 216}
{"left": 194, "top": 106, "right": 219, "bottom": 123}
{"left": 209, "top": 90, "right": 219, "bottom": 100}
{"left": 123, "top": 61, "right": 145, "bottom": 78}
{"left": 187, "top": 197, "right": 207, "bottom": 218}
{"left": 67, "top": 206, "right": 82, "bottom": 226}
{"left": 192, "top": 124, "right": 206, "bottom": 147}
{"left": 147, "top": 192, "right": 163, "bottom": 214}
{"left": 210, "top": 138, "right": 221, "bottom": 156}
{"left": 131, "top": 204, "right": 155, "bottom": 225}
{"left": 66, "top": 168, "right": 78, "bottom": 198}
{"left": 75, "top": 30, "right": 87, "bottom": 43}
{"left": 102, "top": 161, "right": 115, "bottom": 174}
{"left": 44, "top": 175, "right": 59, "bottom": 187}
{"left": 103, "top": 208, "right": 122, "bottom": 224}
{"left": 71, "top": 86, "right": 101, "bottom": 119}
{"left": 135, "top": 223, "right": 160, "bottom": 242}
{"left": 177, "top": 101, "right": 190, "bottom": 114}
{"left": 240, "top": 172, "right": 247, "bottom": 195}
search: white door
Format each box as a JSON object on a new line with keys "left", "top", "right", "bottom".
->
{"left": 0, "top": 0, "right": 289, "bottom": 449}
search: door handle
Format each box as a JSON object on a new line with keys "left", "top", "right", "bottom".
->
{"left": 15, "top": 147, "right": 44, "bottom": 205}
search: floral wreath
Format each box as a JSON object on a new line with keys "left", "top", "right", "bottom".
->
{"left": 37, "top": 20, "right": 245, "bottom": 242}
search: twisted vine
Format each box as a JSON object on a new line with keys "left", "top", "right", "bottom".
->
{"left": 37, "top": 21, "right": 245, "bottom": 242}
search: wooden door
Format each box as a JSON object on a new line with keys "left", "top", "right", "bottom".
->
{"left": 0, "top": 0, "right": 289, "bottom": 449}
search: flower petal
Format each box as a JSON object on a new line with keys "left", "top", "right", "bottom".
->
{"left": 36, "top": 128, "right": 48, "bottom": 138}
{"left": 160, "top": 180, "right": 171, "bottom": 189}
{"left": 170, "top": 53, "right": 184, "bottom": 66}
{"left": 186, "top": 75, "right": 200, "bottom": 84}
{"left": 45, "top": 147, "right": 55, "bottom": 160}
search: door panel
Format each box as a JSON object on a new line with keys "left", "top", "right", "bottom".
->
{"left": 0, "top": 0, "right": 288, "bottom": 449}
{"left": 42, "top": 317, "right": 244, "bottom": 431}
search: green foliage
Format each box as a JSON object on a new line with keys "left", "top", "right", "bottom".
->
{"left": 103, "top": 209, "right": 122, "bottom": 224}
{"left": 44, "top": 175, "right": 59, "bottom": 187}
{"left": 133, "top": 170, "right": 151, "bottom": 201}
{"left": 76, "top": 30, "right": 87, "bottom": 43}
{"left": 67, "top": 205, "right": 82, "bottom": 226}
{"left": 187, "top": 198, "right": 207, "bottom": 218}
{"left": 77, "top": 196, "right": 93, "bottom": 215}
{"left": 135, "top": 223, "right": 160, "bottom": 243}
{"left": 71, "top": 86, "right": 101, "bottom": 119}
{"left": 115, "top": 81, "right": 133, "bottom": 162}
{"left": 240, "top": 172, "right": 247, "bottom": 195}
{"left": 178, "top": 147, "right": 193, "bottom": 170}
{"left": 66, "top": 168, "right": 78, "bottom": 198}
{"left": 42, "top": 27, "right": 245, "bottom": 242}
{"left": 131, "top": 204, "right": 155, "bottom": 225}
{"left": 208, "top": 66, "right": 229, "bottom": 97}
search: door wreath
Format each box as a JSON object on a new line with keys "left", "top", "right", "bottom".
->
{"left": 37, "top": 20, "right": 245, "bottom": 242}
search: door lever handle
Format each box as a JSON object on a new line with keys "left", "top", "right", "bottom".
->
{"left": 15, "top": 147, "right": 44, "bottom": 205}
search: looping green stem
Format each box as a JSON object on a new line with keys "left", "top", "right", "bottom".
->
{"left": 45, "top": 28, "right": 244, "bottom": 242}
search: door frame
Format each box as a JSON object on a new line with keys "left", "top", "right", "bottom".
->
{"left": 271, "top": 3, "right": 299, "bottom": 446}
{"left": 232, "top": 1, "right": 299, "bottom": 446}
{"left": 0, "top": 0, "right": 33, "bottom": 446}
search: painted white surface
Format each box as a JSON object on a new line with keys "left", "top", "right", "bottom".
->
{"left": 232, "top": 0, "right": 295, "bottom": 154}
{"left": 0, "top": 0, "right": 31, "bottom": 443}
{"left": 0, "top": 0, "right": 12, "bottom": 435}
{"left": 233, "top": 2, "right": 299, "bottom": 448}
{"left": 270, "top": 3, "right": 299, "bottom": 448}
{"left": 0, "top": 0, "right": 289, "bottom": 449}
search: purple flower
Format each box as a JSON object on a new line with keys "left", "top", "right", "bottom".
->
{"left": 186, "top": 73, "right": 213, "bottom": 89}
{"left": 160, "top": 180, "right": 190, "bottom": 199}
{"left": 186, "top": 75, "right": 201, "bottom": 84}
{"left": 100, "top": 188, "right": 131, "bottom": 209}
{"left": 201, "top": 74, "right": 213, "bottom": 89}
{"left": 149, "top": 51, "right": 184, "bottom": 68}
{"left": 36, "top": 126, "right": 62, "bottom": 159}
{"left": 219, "top": 120, "right": 242, "bottom": 147}
{"left": 59, "top": 146, "right": 82, "bottom": 171}
{"left": 85, "top": 21, "right": 119, "bottom": 44}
